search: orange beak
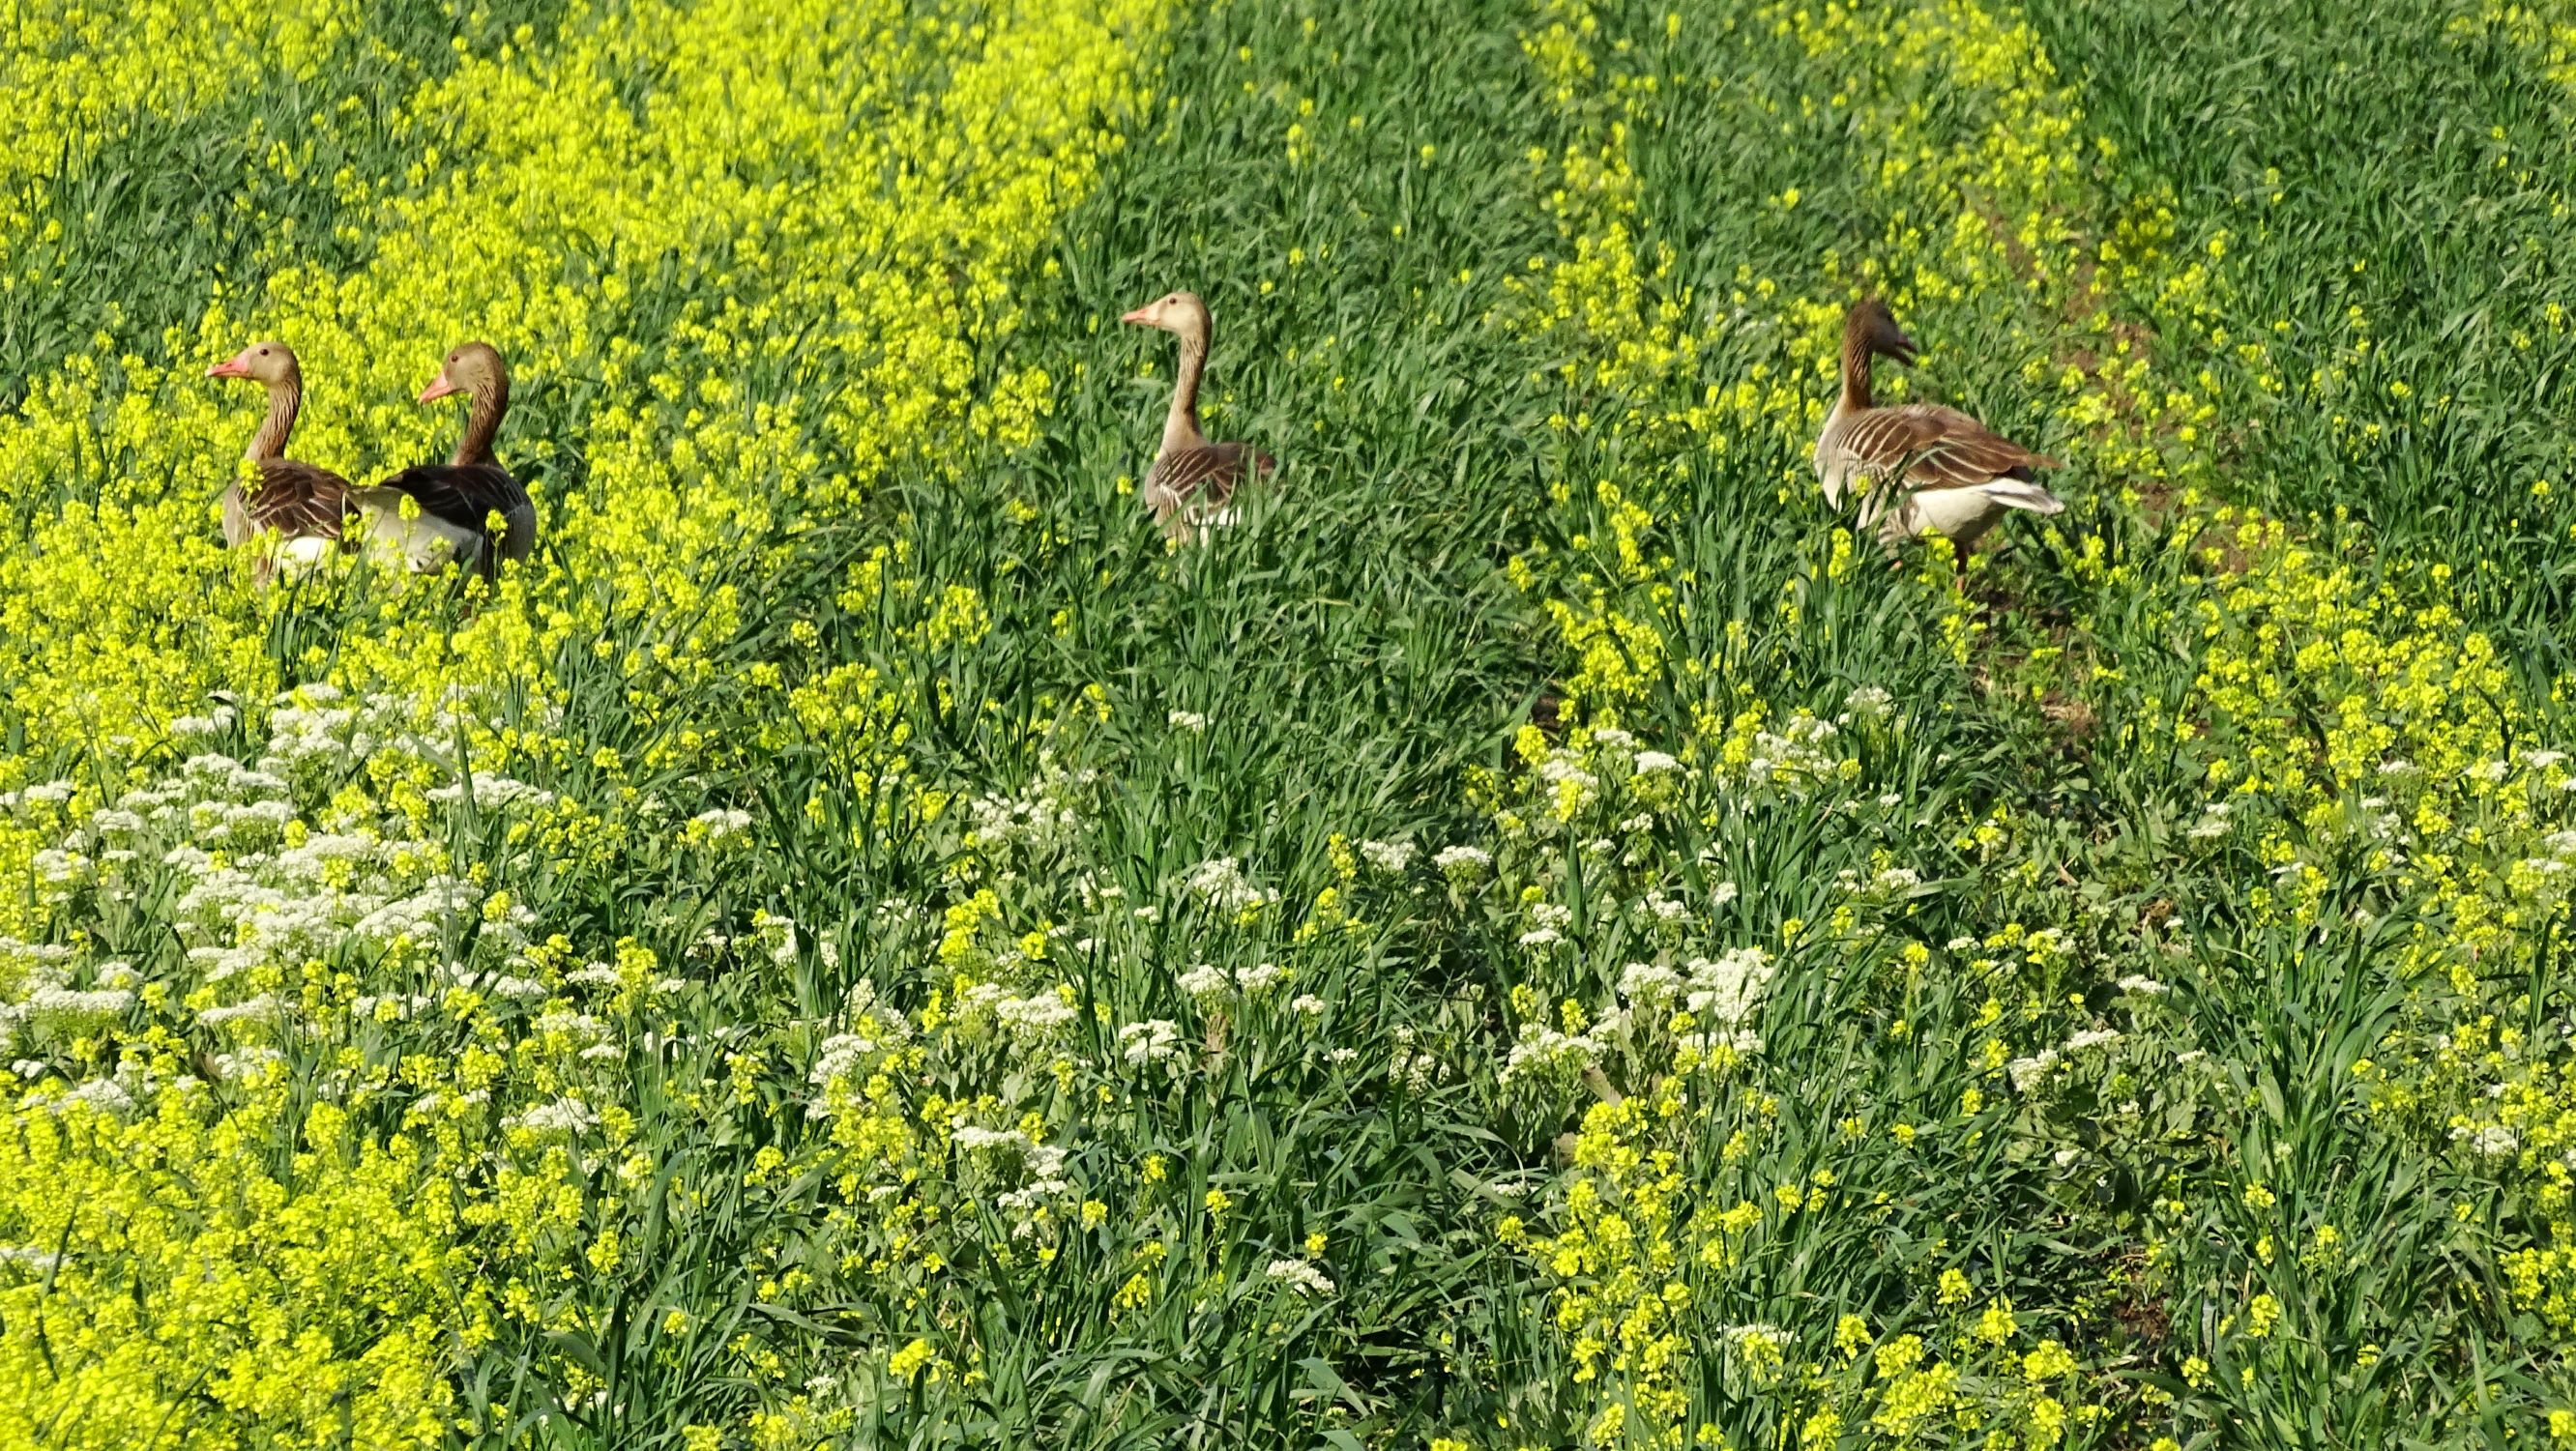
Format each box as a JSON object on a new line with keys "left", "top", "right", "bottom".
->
{"left": 1119, "top": 305, "right": 1156, "bottom": 326}
{"left": 207, "top": 350, "right": 252, "bottom": 380}
{"left": 417, "top": 369, "right": 460, "bottom": 403}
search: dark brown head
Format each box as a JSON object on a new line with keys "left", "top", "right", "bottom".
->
{"left": 207, "top": 340, "right": 301, "bottom": 389}
{"left": 1120, "top": 290, "right": 1212, "bottom": 347}
{"left": 418, "top": 341, "right": 509, "bottom": 408}
{"left": 1849, "top": 297, "right": 1918, "bottom": 364}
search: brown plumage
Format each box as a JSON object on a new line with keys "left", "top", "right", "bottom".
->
{"left": 356, "top": 341, "right": 536, "bottom": 577}
{"left": 1814, "top": 298, "right": 2065, "bottom": 551}
{"left": 207, "top": 341, "right": 358, "bottom": 578}
{"left": 1121, "top": 290, "right": 1275, "bottom": 540}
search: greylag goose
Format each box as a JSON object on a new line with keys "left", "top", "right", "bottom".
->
{"left": 206, "top": 341, "right": 357, "bottom": 577}
{"left": 1814, "top": 298, "right": 2064, "bottom": 551}
{"left": 358, "top": 341, "right": 535, "bottom": 576}
{"left": 1121, "top": 290, "right": 1274, "bottom": 539}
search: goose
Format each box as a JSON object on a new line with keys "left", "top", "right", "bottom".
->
{"left": 206, "top": 341, "right": 357, "bottom": 579}
{"left": 358, "top": 341, "right": 536, "bottom": 576}
{"left": 1814, "top": 298, "right": 2064, "bottom": 552}
{"left": 1121, "top": 290, "right": 1275, "bottom": 540}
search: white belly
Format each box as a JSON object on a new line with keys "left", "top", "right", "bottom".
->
{"left": 272, "top": 535, "right": 340, "bottom": 577}
{"left": 1892, "top": 486, "right": 2007, "bottom": 546}
{"left": 356, "top": 495, "right": 481, "bottom": 571}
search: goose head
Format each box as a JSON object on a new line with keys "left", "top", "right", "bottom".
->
{"left": 1120, "top": 290, "right": 1212, "bottom": 347}
{"left": 1851, "top": 297, "right": 1918, "bottom": 365}
{"left": 207, "top": 340, "right": 300, "bottom": 387}
{"left": 418, "top": 340, "right": 508, "bottom": 404}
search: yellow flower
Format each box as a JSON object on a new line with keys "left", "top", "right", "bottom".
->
{"left": 1975, "top": 1301, "right": 2017, "bottom": 1344}
{"left": 888, "top": 1338, "right": 938, "bottom": 1380}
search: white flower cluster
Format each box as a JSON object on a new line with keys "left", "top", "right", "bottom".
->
{"left": 1837, "top": 865, "right": 1923, "bottom": 895}
{"left": 1535, "top": 752, "right": 1599, "bottom": 808}
{"left": 951, "top": 1125, "right": 1072, "bottom": 1215}
{"left": 2186, "top": 799, "right": 2234, "bottom": 841}
{"left": 1120, "top": 1019, "right": 1183, "bottom": 1065}
{"left": 806, "top": 984, "right": 917, "bottom": 1118}
{"left": 965, "top": 752, "right": 1098, "bottom": 858}
{"left": 1390, "top": 1025, "right": 1440, "bottom": 1091}
{"left": 1742, "top": 711, "right": 1842, "bottom": 791}
{"left": 425, "top": 771, "right": 557, "bottom": 809}
{"left": 2009, "top": 1025, "right": 2124, "bottom": 1092}
{"left": 0, "top": 685, "right": 580, "bottom": 1110}
{"left": 1498, "top": 1022, "right": 1600, "bottom": 1087}
{"left": 1518, "top": 900, "right": 1575, "bottom": 948}
{"left": 511, "top": 1096, "right": 598, "bottom": 1136}
{"left": 1840, "top": 684, "right": 1895, "bottom": 724}
{"left": 1179, "top": 961, "right": 1291, "bottom": 1004}
{"left": 691, "top": 807, "right": 754, "bottom": 839}
{"left": 2512, "top": 828, "right": 2576, "bottom": 908}
{"left": 1433, "top": 844, "right": 1491, "bottom": 878}
{"left": 954, "top": 982, "right": 1079, "bottom": 1042}
{"left": 1184, "top": 856, "right": 1277, "bottom": 914}
{"left": 1359, "top": 838, "right": 1417, "bottom": 873}
{"left": 2451, "top": 1124, "right": 2520, "bottom": 1156}
{"left": 1266, "top": 1259, "right": 1337, "bottom": 1296}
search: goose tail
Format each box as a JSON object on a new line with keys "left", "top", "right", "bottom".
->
{"left": 1979, "top": 479, "right": 2066, "bottom": 515}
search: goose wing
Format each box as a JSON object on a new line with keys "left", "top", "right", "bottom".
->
{"left": 1836, "top": 403, "right": 2057, "bottom": 491}
{"left": 370, "top": 463, "right": 530, "bottom": 537}
{"left": 1149, "top": 442, "right": 1275, "bottom": 511}
{"left": 244, "top": 460, "right": 359, "bottom": 540}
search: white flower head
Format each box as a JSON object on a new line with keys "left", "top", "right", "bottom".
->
{"left": 1266, "top": 1259, "right": 1336, "bottom": 1296}
{"left": 1185, "top": 856, "right": 1273, "bottom": 913}
{"left": 1682, "top": 946, "right": 1774, "bottom": 1028}
{"left": 1120, "top": 1019, "right": 1184, "bottom": 1066}
{"left": 1842, "top": 684, "right": 1894, "bottom": 722}
{"left": 2008, "top": 1050, "right": 2061, "bottom": 1091}
{"left": 1359, "top": 839, "right": 1417, "bottom": 873}
{"left": 1179, "top": 964, "right": 1233, "bottom": 1001}
{"left": 1432, "top": 845, "right": 1492, "bottom": 877}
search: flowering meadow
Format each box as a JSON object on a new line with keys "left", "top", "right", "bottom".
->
{"left": 15, "top": 0, "right": 2576, "bottom": 1443}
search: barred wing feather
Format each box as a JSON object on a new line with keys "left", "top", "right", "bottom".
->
{"left": 240, "top": 460, "right": 359, "bottom": 541}
{"left": 1835, "top": 404, "right": 2058, "bottom": 491}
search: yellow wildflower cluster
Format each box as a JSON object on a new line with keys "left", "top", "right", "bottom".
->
{"left": 1474, "top": 0, "right": 2576, "bottom": 1439}
{"left": 16, "top": 0, "right": 2576, "bottom": 1440}
{"left": 0, "top": 0, "right": 1166, "bottom": 1438}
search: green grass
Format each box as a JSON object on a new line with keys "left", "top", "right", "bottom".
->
{"left": 21, "top": 0, "right": 2576, "bottom": 1443}
{"left": 2027, "top": 0, "right": 2576, "bottom": 671}
{"left": 0, "top": 0, "right": 578, "bottom": 403}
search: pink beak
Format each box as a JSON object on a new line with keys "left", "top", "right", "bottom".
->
{"left": 417, "top": 369, "right": 460, "bottom": 403}
{"left": 207, "top": 351, "right": 252, "bottom": 380}
{"left": 1120, "top": 305, "right": 1155, "bottom": 326}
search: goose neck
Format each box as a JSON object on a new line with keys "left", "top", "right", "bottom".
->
{"left": 1838, "top": 317, "right": 1875, "bottom": 413}
{"left": 453, "top": 384, "right": 508, "bottom": 467}
{"left": 246, "top": 377, "right": 302, "bottom": 462}
{"left": 1161, "top": 334, "right": 1208, "bottom": 452}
